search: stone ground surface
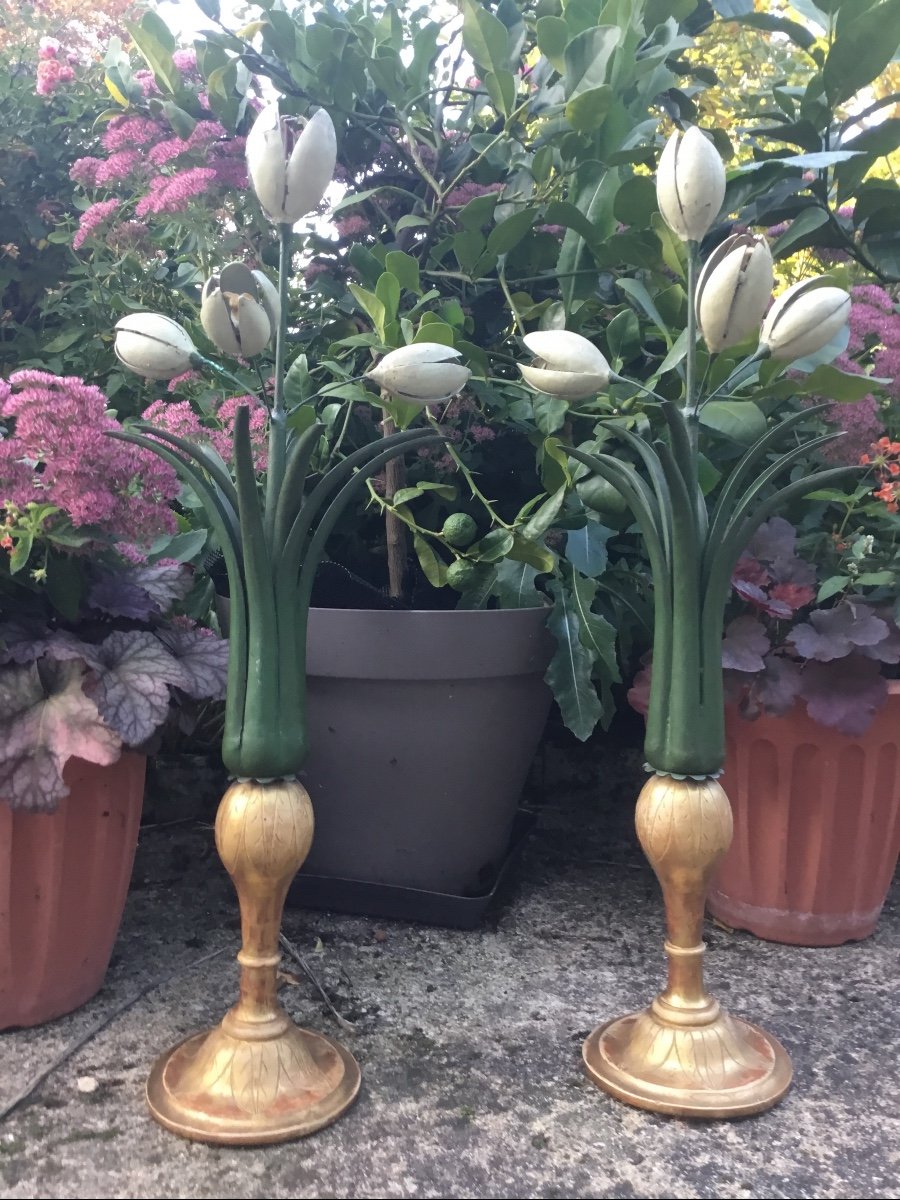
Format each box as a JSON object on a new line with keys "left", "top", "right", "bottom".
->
{"left": 1, "top": 745, "right": 897, "bottom": 1200}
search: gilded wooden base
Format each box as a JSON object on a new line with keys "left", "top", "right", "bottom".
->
{"left": 583, "top": 775, "right": 792, "bottom": 1119}
{"left": 146, "top": 778, "right": 360, "bottom": 1144}
{"left": 147, "top": 1023, "right": 360, "bottom": 1144}
{"left": 583, "top": 1004, "right": 792, "bottom": 1119}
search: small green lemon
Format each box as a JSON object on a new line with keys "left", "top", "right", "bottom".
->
{"left": 447, "top": 559, "right": 479, "bottom": 591}
{"left": 442, "top": 513, "right": 478, "bottom": 548}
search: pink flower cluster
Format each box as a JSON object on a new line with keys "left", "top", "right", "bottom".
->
{"left": 148, "top": 121, "right": 228, "bottom": 167}
{"left": 172, "top": 49, "right": 199, "bottom": 76}
{"left": 807, "top": 284, "right": 900, "bottom": 463}
{"left": 70, "top": 110, "right": 247, "bottom": 241}
{"left": 444, "top": 181, "right": 503, "bottom": 208}
{"left": 0, "top": 372, "right": 178, "bottom": 544}
{"left": 848, "top": 283, "right": 900, "bottom": 400}
{"left": 335, "top": 213, "right": 370, "bottom": 239}
{"left": 135, "top": 167, "right": 218, "bottom": 216}
{"left": 72, "top": 199, "right": 120, "bottom": 249}
{"left": 141, "top": 393, "right": 269, "bottom": 471}
{"left": 36, "top": 56, "right": 74, "bottom": 96}
{"left": 102, "top": 115, "right": 166, "bottom": 152}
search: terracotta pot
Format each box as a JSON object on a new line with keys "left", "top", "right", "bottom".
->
{"left": 708, "top": 683, "right": 900, "bottom": 946}
{"left": 296, "top": 606, "right": 554, "bottom": 896}
{"left": 0, "top": 753, "right": 145, "bottom": 1029}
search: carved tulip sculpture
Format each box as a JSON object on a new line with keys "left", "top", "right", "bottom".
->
{"left": 656, "top": 126, "right": 726, "bottom": 243}
{"left": 760, "top": 278, "right": 853, "bottom": 361}
{"left": 696, "top": 233, "right": 774, "bottom": 352}
{"left": 109, "top": 100, "right": 442, "bottom": 1147}
{"left": 519, "top": 330, "right": 610, "bottom": 399}
{"left": 518, "top": 126, "right": 852, "bottom": 1121}
{"left": 200, "top": 263, "right": 280, "bottom": 359}
{"left": 245, "top": 104, "right": 337, "bottom": 226}
{"left": 365, "top": 343, "right": 471, "bottom": 405}
{"left": 114, "top": 313, "right": 198, "bottom": 380}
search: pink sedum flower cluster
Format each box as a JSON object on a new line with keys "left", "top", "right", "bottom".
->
{"left": 68, "top": 111, "right": 247, "bottom": 247}
{"left": 72, "top": 199, "right": 120, "bottom": 249}
{"left": 0, "top": 372, "right": 178, "bottom": 544}
{"left": 141, "top": 392, "right": 269, "bottom": 471}
{"left": 135, "top": 167, "right": 218, "bottom": 217}
{"left": 807, "top": 284, "right": 900, "bottom": 463}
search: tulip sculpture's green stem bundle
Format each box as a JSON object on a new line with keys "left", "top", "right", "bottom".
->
{"left": 115, "top": 411, "right": 435, "bottom": 779}
{"left": 567, "top": 392, "right": 850, "bottom": 776}
{"left": 521, "top": 127, "right": 855, "bottom": 778}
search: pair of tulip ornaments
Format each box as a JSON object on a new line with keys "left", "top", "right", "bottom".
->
{"left": 113, "top": 108, "right": 851, "bottom": 1141}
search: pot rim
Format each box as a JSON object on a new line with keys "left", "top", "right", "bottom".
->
{"left": 306, "top": 603, "right": 554, "bottom": 680}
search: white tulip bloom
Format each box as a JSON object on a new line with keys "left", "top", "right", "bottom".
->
{"left": 696, "top": 233, "right": 774, "bottom": 352}
{"left": 246, "top": 104, "right": 337, "bottom": 225}
{"left": 759, "top": 279, "right": 851, "bottom": 362}
{"left": 656, "top": 127, "right": 726, "bottom": 243}
{"left": 200, "top": 262, "right": 279, "bottom": 359}
{"left": 114, "top": 313, "right": 197, "bottom": 380}
{"left": 365, "top": 343, "right": 471, "bottom": 405}
{"left": 518, "top": 330, "right": 610, "bottom": 399}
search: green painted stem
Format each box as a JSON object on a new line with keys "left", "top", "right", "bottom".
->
{"left": 264, "top": 223, "right": 293, "bottom": 549}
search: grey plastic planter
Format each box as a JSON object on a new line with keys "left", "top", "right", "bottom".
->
{"left": 297, "top": 606, "right": 554, "bottom": 897}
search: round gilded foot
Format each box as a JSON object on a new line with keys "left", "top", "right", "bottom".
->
{"left": 147, "top": 1024, "right": 361, "bottom": 1145}
{"left": 583, "top": 1009, "right": 792, "bottom": 1119}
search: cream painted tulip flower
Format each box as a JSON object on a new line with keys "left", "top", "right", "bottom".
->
{"left": 365, "top": 343, "right": 471, "bottom": 405}
{"left": 246, "top": 104, "right": 337, "bottom": 225}
{"left": 114, "top": 313, "right": 197, "bottom": 380}
{"left": 518, "top": 330, "right": 610, "bottom": 399}
{"left": 759, "top": 278, "right": 851, "bottom": 361}
{"left": 696, "top": 233, "right": 774, "bottom": 352}
{"left": 656, "top": 127, "right": 726, "bottom": 243}
{"left": 200, "top": 262, "right": 280, "bottom": 359}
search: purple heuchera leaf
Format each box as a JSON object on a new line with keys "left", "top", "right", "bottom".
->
{"left": 799, "top": 656, "right": 888, "bottom": 736}
{"left": 790, "top": 601, "right": 889, "bottom": 662}
{"left": 732, "top": 554, "right": 769, "bottom": 588}
{"left": 732, "top": 580, "right": 793, "bottom": 619}
{"left": 156, "top": 627, "right": 228, "bottom": 700}
{"left": 752, "top": 655, "right": 803, "bottom": 717}
{"left": 857, "top": 610, "right": 900, "bottom": 664}
{"left": 770, "top": 554, "right": 816, "bottom": 588}
{"left": 748, "top": 517, "right": 796, "bottom": 563}
{"left": 89, "top": 575, "right": 157, "bottom": 621}
{"left": 722, "top": 616, "right": 771, "bottom": 672}
{"left": 89, "top": 560, "right": 192, "bottom": 619}
{"left": 0, "top": 660, "right": 121, "bottom": 811}
{"left": 0, "top": 623, "right": 99, "bottom": 669}
{"left": 85, "top": 631, "right": 187, "bottom": 746}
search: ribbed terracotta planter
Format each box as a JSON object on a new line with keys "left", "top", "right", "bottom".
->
{"left": 709, "top": 683, "right": 900, "bottom": 946}
{"left": 0, "top": 753, "right": 145, "bottom": 1029}
{"left": 297, "top": 606, "right": 554, "bottom": 896}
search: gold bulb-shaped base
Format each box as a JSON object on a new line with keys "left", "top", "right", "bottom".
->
{"left": 146, "top": 779, "right": 360, "bottom": 1144}
{"left": 583, "top": 775, "right": 792, "bottom": 1119}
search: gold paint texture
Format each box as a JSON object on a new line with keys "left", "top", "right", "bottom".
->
{"left": 146, "top": 779, "right": 360, "bottom": 1143}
